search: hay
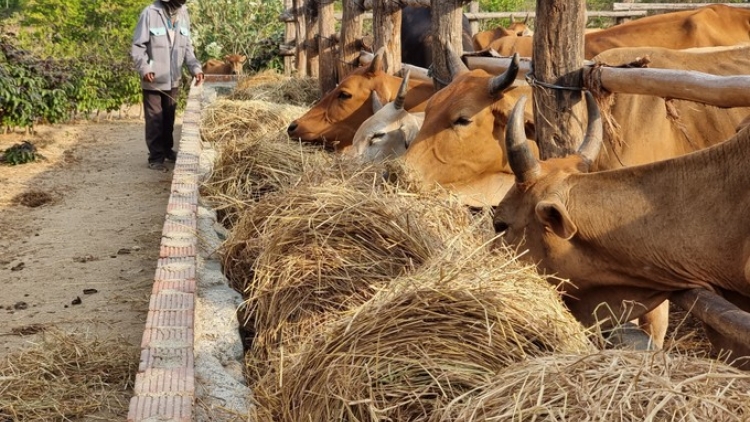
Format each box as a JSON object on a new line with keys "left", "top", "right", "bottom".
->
{"left": 0, "top": 330, "right": 138, "bottom": 421}
{"left": 200, "top": 99, "right": 307, "bottom": 144}
{"left": 441, "top": 350, "right": 750, "bottom": 421}
{"left": 223, "top": 176, "right": 492, "bottom": 381}
{"left": 252, "top": 249, "right": 594, "bottom": 422}
{"left": 233, "top": 69, "right": 320, "bottom": 106}
{"left": 201, "top": 131, "right": 331, "bottom": 227}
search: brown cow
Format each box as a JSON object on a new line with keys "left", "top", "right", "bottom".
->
{"left": 493, "top": 93, "right": 750, "bottom": 366}
{"left": 473, "top": 15, "right": 533, "bottom": 51}
{"left": 203, "top": 54, "right": 246, "bottom": 75}
{"left": 287, "top": 48, "right": 434, "bottom": 151}
{"left": 402, "top": 45, "right": 750, "bottom": 347}
{"left": 480, "top": 5, "right": 750, "bottom": 59}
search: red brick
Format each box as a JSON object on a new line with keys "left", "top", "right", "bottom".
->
{"left": 127, "top": 393, "right": 193, "bottom": 421}
{"left": 139, "top": 347, "right": 194, "bottom": 372}
{"left": 145, "top": 309, "right": 194, "bottom": 328}
{"left": 151, "top": 279, "right": 196, "bottom": 294}
{"left": 155, "top": 257, "right": 196, "bottom": 281}
{"left": 149, "top": 290, "right": 194, "bottom": 311}
{"left": 140, "top": 326, "right": 193, "bottom": 349}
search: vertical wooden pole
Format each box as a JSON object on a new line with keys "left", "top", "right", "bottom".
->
{"left": 318, "top": 0, "right": 337, "bottom": 93}
{"left": 339, "top": 0, "right": 365, "bottom": 79}
{"left": 430, "top": 0, "right": 466, "bottom": 91}
{"left": 305, "top": 0, "right": 320, "bottom": 78}
{"left": 532, "top": 0, "right": 586, "bottom": 159}
{"left": 294, "top": 0, "right": 308, "bottom": 77}
{"left": 469, "top": 1, "right": 480, "bottom": 35}
{"left": 373, "top": 0, "right": 402, "bottom": 75}
{"left": 283, "top": 0, "right": 295, "bottom": 76}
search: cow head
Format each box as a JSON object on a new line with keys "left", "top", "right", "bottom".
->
{"left": 402, "top": 53, "right": 537, "bottom": 207}
{"left": 225, "top": 54, "right": 246, "bottom": 75}
{"left": 508, "top": 14, "right": 534, "bottom": 36}
{"left": 287, "top": 48, "right": 431, "bottom": 151}
{"left": 493, "top": 92, "right": 602, "bottom": 261}
{"left": 350, "top": 69, "right": 424, "bottom": 163}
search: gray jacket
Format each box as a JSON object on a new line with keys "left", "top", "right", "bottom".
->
{"left": 131, "top": 1, "right": 203, "bottom": 91}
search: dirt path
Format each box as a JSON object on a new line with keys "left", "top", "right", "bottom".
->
{"left": 0, "top": 116, "right": 177, "bottom": 361}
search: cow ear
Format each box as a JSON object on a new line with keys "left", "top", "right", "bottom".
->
{"left": 535, "top": 199, "right": 577, "bottom": 240}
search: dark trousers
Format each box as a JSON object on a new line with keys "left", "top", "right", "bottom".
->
{"left": 142, "top": 88, "right": 179, "bottom": 163}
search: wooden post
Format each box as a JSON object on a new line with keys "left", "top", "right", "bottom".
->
{"left": 305, "top": 0, "right": 320, "bottom": 78}
{"left": 430, "top": 0, "right": 468, "bottom": 91}
{"left": 373, "top": 0, "right": 402, "bottom": 75}
{"left": 339, "top": 0, "right": 365, "bottom": 79}
{"left": 294, "top": 0, "right": 308, "bottom": 77}
{"left": 469, "top": 1, "right": 480, "bottom": 34}
{"left": 283, "top": 0, "right": 295, "bottom": 75}
{"left": 318, "top": 0, "right": 337, "bottom": 93}
{"left": 532, "top": 0, "right": 586, "bottom": 159}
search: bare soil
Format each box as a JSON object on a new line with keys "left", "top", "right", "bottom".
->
{"left": 0, "top": 114, "right": 175, "bottom": 364}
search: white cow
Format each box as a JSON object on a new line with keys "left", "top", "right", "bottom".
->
{"left": 350, "top": 70, "right": 425, "bottom": 163}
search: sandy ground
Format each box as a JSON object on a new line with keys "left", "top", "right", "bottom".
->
{"left": 0, "top": 114, "right": 174, "bottom": 362}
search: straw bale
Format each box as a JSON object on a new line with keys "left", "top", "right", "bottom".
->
{"left": 441, "top": 350, "right": 750, "bottom": 421}
{"left": 233, "top": 69, "right": 321, "bottom": 107}
{"left": 252, "top": 249, "right": 594, "bottom": 422}
{"left": 200, "top": 98, "right": 307, "bottom": 144}
{"left": 0, "top": 330, "right": 137, "bottom": 421}
{"left": 201, "top": 131, "right": 331, "bottom": 227}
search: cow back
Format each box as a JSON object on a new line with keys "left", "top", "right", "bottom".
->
{"left": 591, "top": 45, "right": 750, "bottom": 170}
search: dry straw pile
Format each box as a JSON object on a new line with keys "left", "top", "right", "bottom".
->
{"left": 0, "top": 330, "right": 137, "bottom": 421}
{"left": 224, "top": 176, "right": 491, "bottom": 381}
{"left": 201, "top": 131, "right": 331, "bottom": 227}
{"left": 440, "top": 350, "right": 750, "bottom": 421}
{"left": 200, "top": 98, "right": 307, "bottom": 144}
{"left": 252, "top": 250, "right": 595, "bottom": 422}
{"left": 232, "top": 69, "right": 321, "bottom": 106}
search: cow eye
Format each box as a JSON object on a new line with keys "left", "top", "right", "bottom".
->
{"left": 494, "top": 220, "right": 509, "bottom": 234}
{"left": 368, "top": 132, "right": 385, "bottom": 146}
{"left": 454, "top": 116, "right": 472, "bottom": 126}
{"left": 338, "top": 91, "right": 352, "bottom": 100}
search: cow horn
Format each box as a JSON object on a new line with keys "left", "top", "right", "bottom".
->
{"left": 446, "top": 43, "right": 470, "bottom": 79}
{"left": 576, "top": 91, "right": 603, "bottom": 170}
{"left": 394, "top": 69, "right": 410, "bottom": 110}
{"left": 506, "top": 95, "right": 541, "bottom": 184}
{"left": 368, "top": 47, "right": 386, "bottom": 74}
{"left": 489, "top": 53, "right": 520, "bottom": 96}
{"left": 370, "top": 91, "right": 384, "bottom": 113}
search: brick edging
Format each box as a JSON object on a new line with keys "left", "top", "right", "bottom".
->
{"left": 127, "top": 83, "right": 204, "bottom": 422}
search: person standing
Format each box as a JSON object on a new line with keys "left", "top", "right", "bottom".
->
{"left": 131, "top": 0, "right": 204, "bottom": 172}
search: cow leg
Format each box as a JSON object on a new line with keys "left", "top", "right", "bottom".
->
{"left": 636, "top": 300, "right": 669, "bottom": 349}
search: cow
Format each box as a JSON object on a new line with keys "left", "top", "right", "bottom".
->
{"left": 473, "top": 15, "right": 533, "bottom": 51}
{"left": 202, "top": 54, "right": 246, "bottom": 75}
{"left": 401, "top": 6, "right": 475, "bottom": 69}
{"left": 287, "top": 48, "right": 434, "bottom": 151}
{"left": 350, "top": 69, "right": 425, "bottom": 163}
{"left": 401, "top": 45, "right": 750, "bottom": 346}
{"left": 478, "top": 5, "right": 750, "bottom": 59}
{"left": 493, "top": 92, "right": 750, "bottom": 366}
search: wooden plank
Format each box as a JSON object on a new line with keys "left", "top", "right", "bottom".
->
{"left": 320, "top": 10, "right": 648, "bottom": 21}
{"left": 587, "top": 66, "right": 750, "bottom": 108}
{"left": 613, "top": 2, "right": 750, "bottom": 11}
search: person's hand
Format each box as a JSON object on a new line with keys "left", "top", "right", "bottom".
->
{"left": 143, "top": 73, "right": 155, "bottom": 83}
{"left": 194, "top": 73, "right": 204, "bottom": 86}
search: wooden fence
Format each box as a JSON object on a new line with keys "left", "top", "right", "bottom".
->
{"left": 278, "top": 2, "right": 750, "bottom": 92}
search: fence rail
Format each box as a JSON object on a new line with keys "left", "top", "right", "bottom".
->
{"left": 613, "top": 2, "right": 750, "bottom": 11}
